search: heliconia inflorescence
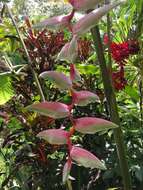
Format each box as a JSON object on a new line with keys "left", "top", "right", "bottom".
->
{"left": 27, "top": 63, "right": 118, "bottom": 184}
{"left": 27, "top": 0, "right": 125, "bottom": 186}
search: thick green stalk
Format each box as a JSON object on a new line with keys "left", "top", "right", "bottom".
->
{"left": 105, "top": 0, "right": 112, "bottom": 71}
{"left": 91, "top": 26, "right": 132, "bottom": 190}
{"left": 5, "top": 4, "right": 45, "bottom": 102}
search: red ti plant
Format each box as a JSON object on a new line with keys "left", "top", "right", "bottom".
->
{"left": 27, "top": 0, "right": 125, "bottom": 186}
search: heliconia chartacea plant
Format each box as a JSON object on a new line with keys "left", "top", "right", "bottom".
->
{"left": 27, "top": 65, "right": 119, "bottom": 185}
{"left": 39, "top": 71, "right": 72, "bottom": 90}
{"left": 26, "top": 0, "right": 126, "bottom": 187}
{"left": 74, "top": 117, "right": 118, "bottom": 134}
{"left": 37, "top": 129, "right": 70, "bottom": 145}
{"left": 70, "top": 146, "right": 106, "bottom": 170}
{"left": 67, "top": 0, "right": 104, "bottom": 12}
{"left": 27, "top": 101, "right": 70, "bottom": 119}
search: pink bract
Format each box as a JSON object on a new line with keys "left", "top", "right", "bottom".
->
{"left": 62, "top": 159, "right": 72, "bottom": 184}
{"left": 70, "top": 146, "right": 106, "bottom": 170}
{"left": 68, "top": 0, "right": 104, "bottom": 12}
{"left": 33, "top": 11, "right": 74, "bottom": 30}
{"left": 72, "top": 90, "right": 99, "bottom": 106}
{"left": 27, "top": 101, "right": 70, "bottom": 119}
{"left": 37, "top": 129, "right": 70, "bottom": 145}
{"left": 74, "top": 117, "right": 118, "bottom": 134}
{"left": 40, "top": 71, "right": 72, "bottom": 90}
{"left": 72, "top": 2, "right": 124, "bottom": 36}
{"left": 57, "top": 35, "right": 78, "bottom": 62}
{"left": 70, "top": 64, "right": 81, "bottom": 82}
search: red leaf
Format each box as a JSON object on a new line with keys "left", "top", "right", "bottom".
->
{"left": 70, "top": 146, "right": 106, "bottom": 170}
{"left": 27, "top": 101, "right": 70, "bottom": 119}
{"left": 74, "top": 117, "right": 118, "bottom": 134}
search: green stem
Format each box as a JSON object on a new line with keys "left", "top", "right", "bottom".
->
{"left": 5, "top": 4, "right": 45, "bottom": 102}
{"left": 105, "top": 0, "right": 112, "bottom": 71}
{"left": 139, "top": 80, "right": 143, "bottom": 129}
{"left": 91, "top": 26, "right": 132, "bottom": 190}
{"left": 67, "top": 180, "right": 73, "bottom": 190}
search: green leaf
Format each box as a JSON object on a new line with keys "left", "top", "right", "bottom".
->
{"left": 124, "top": 86, "right": 139, "bottom": 102}
{"left": 0, "top": 76, "right": 14, "bottom": 105}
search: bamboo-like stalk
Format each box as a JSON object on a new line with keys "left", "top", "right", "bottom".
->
{"left": 91, "top": 26, "right": 132, "bottom": 190}
{"left": 105, "top": 0, "right": 112, "bottom": 72}
{"left": 5, "top": 4, "right": 45, "bottom": 102}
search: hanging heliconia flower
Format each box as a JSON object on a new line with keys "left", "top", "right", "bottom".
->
{"left": 68, "top": 0, "right": 104, "bottom": 12}
{"left": 72, "top": 1, "right": 125, "bottom": 36}
{"left": 33, "top": 10, "right": 74, "bottom": 30}
{"left": 26, "top": 0, "right": 126, "bottom": 186}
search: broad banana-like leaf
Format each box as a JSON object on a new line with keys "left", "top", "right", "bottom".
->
{"left": 62, "top": 158, "right": 72, "bottom": 184}
{"left": 37, "top": 129, "right": 69, "bottom": 145}
{"left": 70, "top": 146, "right": 106, "bottom": 170}
{"left": 72, "top": 90, "right": 99, "bottom": 106}
{"left": 74, "top": 117, "right": 118, "bottom": 134}
{"left": 70, "top": 64, "right": 81, "bottom": 82}
{"left": 0, "top": 76, "right": 14, "bottom": 105}
{"left": 40, "top": 71, "right": 72, "bottom": 90}
{"left": 57, "top": 35, "right": 78, "bottom": 62}
{"left": 72, "top": 1, "right": 125, "bottom": 36}
{"left": 27, "top": 101, "right": 70, "bottom": 119}
{"left": 68, "top": 0, "right": 104, "bottom": 12}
